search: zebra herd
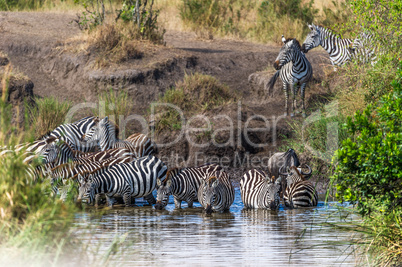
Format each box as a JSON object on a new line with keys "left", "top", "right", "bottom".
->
{"left": 269, "top": 23, "right": 377, "bottom": 118}
{"left": 2, "top": 112, "right": 317, "bottom": 213}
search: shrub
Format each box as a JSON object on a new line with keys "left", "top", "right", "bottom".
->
{"left": 332, "top": 62, "right": 402, "bottom": 216}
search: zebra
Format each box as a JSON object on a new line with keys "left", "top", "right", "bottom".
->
{"left": 198, "top": 170, "right": 235, "bottom": 214}
{"left": 268, "top": 38, "right": 313, "bottom": 117}
{"left": 240, "top": 169, "right": 282, "bottom": 210}
{"left": 1, "top": 136, "right": 60, "bottom": 165}
{"left": 301, "top": 23, "right": 355, "bottom": 71}
{"left": 349, "top": 32, "right": 378, "bottom": 66}
{"left": 42, "top": 116, "right": 100, "bottom": 152}
{"left": 126, "top": 133, "right": 157, "bottom": 157}
{"left": 154, "top": 163, "right": 222, "bottom": 210}
{"left": 50, "top": 153, "right": 134, "bottom": 200}
{"left": 280, "top": 166, "right": 318, "bottom": 208}
{"left": 77, "top": 155, "right": 167, "bottom": 207}
{"left": 83, "top": 117, "right": 140, "bottom": 154}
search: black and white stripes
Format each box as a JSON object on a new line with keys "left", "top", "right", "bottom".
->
{"left": 154, "top": 163, "right": 222, "bottom": 210}
{"left": 240, "top": 169, "right": 281, "bottom": 210}
{"left": 77, "top": 155, "right": 167, "bottom": 207}
{"left": 268, "top": 38, "right": 313, "bottom": 117}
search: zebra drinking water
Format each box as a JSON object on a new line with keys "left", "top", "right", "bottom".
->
{"left": 280, "top": 165, "right": 318, "bottom": 208}
{"left": 268, "top": 38, "right": 313, "bottom": 117}
{"left": 198, "top": 171, "right": 235, "bottom": 214}
{"left": 240, "top": 169, "right": 281, "bottom": 210}
{"left": 154, "top": 163, "right": 222, "bottom": 210}
{"left": 77, "top": 155, "right": 167, "bottom": 207}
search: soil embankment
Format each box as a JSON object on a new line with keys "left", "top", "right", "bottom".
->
{"left": 0, "top": 12, "right": 335, "bottom": 190}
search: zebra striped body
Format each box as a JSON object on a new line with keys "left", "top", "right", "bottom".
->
{"left": 44, "top": 116, "right": 100, "bottom": 152}
{"left": 126, "top": 133, "right": 157, "bottom": 157}
{"left": 154, "top": 163, "right": 222, "bottom": 210}
{"left": 240, "top": 169, "right": 281, "bottom": 210}
{"left": 301, "top": 24, "right": 353, "bottom": 71}
{"left": 83, "top": 117, "right": 138, "bottom": 154}
{"left": 1, "top": 137, "right": 60, "bottom": 165}
{"left": 349, "top": 32, "right": 378, "bottom": 65}
{"left": 198, "top": 171, "right": 235, "bottom": 214}
{"left": 269, "top": 38, "right": 312, "bottom": 117}
{"left": 283, "top": 166, "right": 318, "bottom": 208}
{"left": 77, "top": 156, "right": 167, "bottom": 207}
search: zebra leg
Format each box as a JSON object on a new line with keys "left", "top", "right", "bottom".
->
{"left": 186, "top": 198, "right": 194, "bottom": 208}
{"left": 174, "top": 197, "right": 182, "bottom": 209}
{"left": 106, "top": 195, "right": 116, "bottom": 207}
{"left": 290, "top": 83, "right": 296, "bottom": 117}
{"left": 123, "top": 192, "right": 132, "bottom": 207}
{"left": 144, "top": 193, "right": 156, "bottom": 205}
{"left": 283, "top": 82, "right": 289, "bottom": 116}
{"left": 301, "top": 83, "right": 307, "bottom": 117}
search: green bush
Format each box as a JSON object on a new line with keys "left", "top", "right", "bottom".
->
{"left": 332, "top": 62, "right": 402, "bottom": 216}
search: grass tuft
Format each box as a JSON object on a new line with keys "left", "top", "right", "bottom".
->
{"left": 29, "top": 97, "right": 72, "bottom": 139}
{"left": 152, "top": 72, "right": 235, "bottom": 132}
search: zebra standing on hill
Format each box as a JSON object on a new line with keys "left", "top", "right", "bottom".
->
{"left": 154, "top": 163, "right": 222, "bottom": 210}
{"left": 349, "top": 32, "right": 378, "bottom": 65}
{"left": 268, "top": 38, "right": 313, "bottom": 117}
{"left": 301, "top": 23, "right": 355, "bottom": 71}
{"left": 280, "top": 165, "right": 317, "bottom": 208}
{"left": 240, "top": 169, "right": 282, "bottom": 210}
{"left": 77, "top": 155, "right": 167, "bottom": 207}
{"left": 198, "top": 171, "right": 235, "bottom": 214}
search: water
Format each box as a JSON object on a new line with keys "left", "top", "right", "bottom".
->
{"left": 74, "top": 189, "right": 360, "bottom": 266}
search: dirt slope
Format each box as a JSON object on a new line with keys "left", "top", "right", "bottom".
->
{"left": 0, "top": 12, "right": 334, "bottom": 186}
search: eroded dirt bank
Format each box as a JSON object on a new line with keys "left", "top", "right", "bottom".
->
{"left": 0, "top": 12, "right": 335, "bottom": 190}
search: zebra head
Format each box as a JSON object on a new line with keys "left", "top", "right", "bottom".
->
{"left": 200, "top": 176, "right": 220, "bottom": 215}
{"left": 301, "top": 23, "right": 321, "bottom": 53}
{"left": 154, "top": 178, "right": 172, "bottom": 210}
{"left": 83, "top": 116, "right": 116, "bottom": 151}
{"left": 77, "top": 174, "right": 95, "bottom": 205}
{"left": 265, "top": 176, "right": 282, "bottom": 210}
{"left": 273, "top": 38, "right": 302, "bottom": 70}
{"left": 279, "top": 165, "right": 312, "bottom": 187}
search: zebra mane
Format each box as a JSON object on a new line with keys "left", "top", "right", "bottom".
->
{"left": 44, "top": 136, "right": 57, "bottom": 144}
{"left": 39, "top": 131, "right": 54, "bottom": 140}
{"left": 284, "top": 38, "right": 302, "bottom": 50}
{"left": 70, "top": 163, "right": 110, "bottom": 181}
{"left": 315, "top": 24, "right": 344, "bottom": 39}
{"left": 51, "top": 160, "right": 80, "bottom": 172}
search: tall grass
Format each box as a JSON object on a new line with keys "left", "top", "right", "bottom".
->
{"left": 29, "top": 97, "right": 72, "bottom": 139}
{"left": 92, "top": 88, "right": 132, "bottom": 123}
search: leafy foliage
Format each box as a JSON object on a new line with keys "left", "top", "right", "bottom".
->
{"left": 332, "top": 62, "right": 402, "bottom": 216}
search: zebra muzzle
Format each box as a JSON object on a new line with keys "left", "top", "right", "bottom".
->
{"left": 273, "top": 60, "right": 280, "bottom": 70}
{"left": 205, "top": 205, "right": 213, "bottom": 215}
{"left": 154, "top": 201, "right": 164, "bottom": 210}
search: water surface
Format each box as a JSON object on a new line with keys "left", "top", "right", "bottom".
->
{"left": 74, "top": 189, "right": 360, "bottom": 266}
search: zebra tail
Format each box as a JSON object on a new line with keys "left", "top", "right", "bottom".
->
{"left": 267, "top": 70, "right": 280, "bottom": 94}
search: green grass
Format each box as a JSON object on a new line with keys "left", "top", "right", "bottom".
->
{"left": 92, "top": 88, "right": 132, "bottom": 123}
{"left": 29, "top": 97, "right": 73, "bottom": 139}
{"left": 151, "top": 72, "right": 235, "bottom": 132}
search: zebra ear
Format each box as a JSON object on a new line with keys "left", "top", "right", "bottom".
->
{"left": 212, "top": 179, "right": 219, "bottom": 188}
{"left": 157, "top": 178, "right": 161, "bottom": 186}
{"left": 166, "top": 179, "right": 172, "bottom": 187}
{"left": 308, "top": 24, "right": 314, "bottom": 30}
